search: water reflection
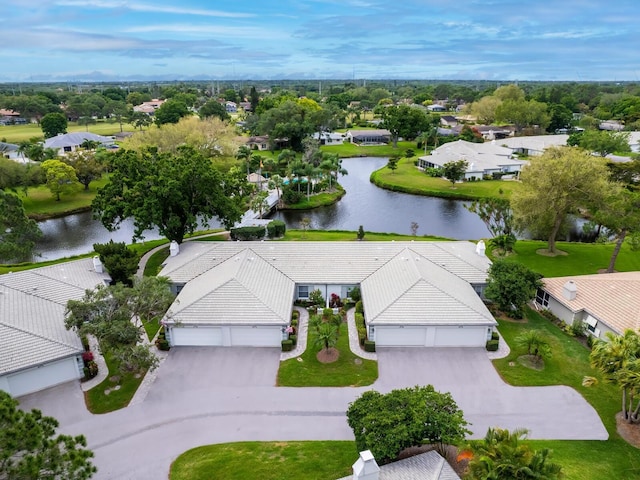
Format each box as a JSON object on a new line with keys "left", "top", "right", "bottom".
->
{"left": 270, "top": 157, "right": 491, "bottom": 239}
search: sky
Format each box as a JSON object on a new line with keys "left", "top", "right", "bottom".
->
{"left": 1, "top": 0, "right": 639, "bottom": 82}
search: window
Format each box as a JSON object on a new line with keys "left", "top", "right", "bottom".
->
{"left": 535, "top": 288, "right": 549, "bottom": 307}
{"left": 298, "top": 285, "right": 309, "bottom": 299}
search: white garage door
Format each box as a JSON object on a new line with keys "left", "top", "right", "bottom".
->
{"left": 230, "top": 326, "right": 281, "bottom": 347}
{"left": 434, "top": 326, "right": 486, "bottom": 347}
{"left": 171, "top": 326, "right": 222, "bottom": 346}
{"left": 6, "top": 357, "right": 80, "bottom": 397}
{"left": 376, "top": 326, "right": 427, "bottom": 347}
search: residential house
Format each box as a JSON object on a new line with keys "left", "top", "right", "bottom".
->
{"left": 313, "top": 131, "right": 346, "bottom": 145}
{"left": 599, "top": 120, "right": 624, "bottom": 131}
{"left": 440, "top": 116, "right": 458, "bottom": 127}
{"left": 345, "top": 129, "right": 391, "bottom": 145}
{"left": 0, "top": 142, "right": 22, "bottom": 162}
{"left": 473, "top": 126, "right": 513, "bottom": 141}
{"left": 43, "top": 132, "right": 115, "bottom": 156}
{"left": 158, "top": 241, "right": 496, "bottom": 348}
{"left": 338, "top": 450, "right": 460, "bottom": 480}
{"left": 225, "top": 101, "right": 238, "bottom": 113}
{"left": 0, "top": 258, "right": 111, "bottom": 397}
{"left": 239, "top": 101, "right": 252, "bottom": 112}
{"left": 418, "top": 140, "right": 526, "bottom": 180}
{"left": 500, "top": 134, "right": 569, "bottom": 156}
{"left": 427, "top": 104, "right": 447, "bottom": 112}
{"left": 133, "top": 99, "right": 165, "bottom": 115}
{"left": 536, "top": 272, "right": 640, "bottom": 341}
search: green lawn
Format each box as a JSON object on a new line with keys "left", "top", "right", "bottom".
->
{"left": 170, "top": 441, "right": 355, "bottom": 480}
{"left": 0, "top": 121, "right": 136, "bottom": 144}
{"left": 492, "top": 308, "right": 640, "bottom": 480}
{"left": 320, "top": 141, "right": 416, "bottom": 158}
{"left": 277, "top": 322, "right": 378, "bottom": 387}
{"left": 279, "top": 229, "right": 451, "bottom": 242}
{"left": 20, "top": 175, "right": 109, "bottom": 218}
{"left": 143, "top": 247, "right": 170, "bottom": 278}
{"left": 370, "top": 156, "right": 521, "bottom": 201}
{"left": 84, "top": 350, "right": 146, "bottom": 414}
{"left": 492, "top": 240, "right": 640, "bottom": 277}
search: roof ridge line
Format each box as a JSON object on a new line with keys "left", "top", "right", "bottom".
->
{"left": 0, "top": 320, "right": 82, "bottom": 352}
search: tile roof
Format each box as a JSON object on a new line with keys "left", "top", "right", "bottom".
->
{"left": 160, "top": 241, "right": 491, "bottom": 286}
{"left": 43, "top": 132, "right": 113, "bottom": 149}
{"left": 0, "top": 258, "right": 111, "bottom": 375}
{"left": 337, "top": 450, "right": 460, "bottom": 480}
{"left": 362, "top": 249, "right": 495, "bottom": 326}
{"left": 542, "top": 272, "right": 640, "bottom": 334}
{"left": 160, "top": 241, "right": 493, "bottom": 327}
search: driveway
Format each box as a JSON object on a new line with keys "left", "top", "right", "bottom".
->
{"left": 21, "top": 347, "right": 607, "bottom": 479}
{"left": 375, "top": 348, "right": 608, "bottom": 440}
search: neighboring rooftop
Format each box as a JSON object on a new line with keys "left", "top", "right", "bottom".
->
{"left": 43, "top": 132, "right": 114, "bottom": 149}
{"left": 542, "top": 271, "right": 640, "bottom": 334}
{"left": 337, "top": 450, "right": 460, "bottom": 480}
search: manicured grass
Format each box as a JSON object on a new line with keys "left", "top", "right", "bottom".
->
{"left": 279, "top": 229, "right": 451, "bottom": 242}
{"left": 370, "top": 156, "right": 520, "bottom": 201}
{"left": 491, "top": 240, "right": 640, "bottom": 277}
{"left": 278, "top": 322, "right": 378, "bottom": 387}
{"left": 84, "top": 351, "right": 146, "bottom": 414}
{"left": 320, "top": 141, "right": 416, "bottom": 158}
{"left": 492, "top": 308, "right": 640, "bottom": 480}
{"left": 0, "top": 121, "right": 136, "bottom": 144}
{"left": 143, "top": 247, "right": 170, "bottom": 278}
{"left": 170, "top": 441, "right": 355, "bottom": 480}
{"left": 281, "top": 185, "right": 345, "bottom": 210}
{"left": 20, "top": 176, "right": 109, "bottom": 219}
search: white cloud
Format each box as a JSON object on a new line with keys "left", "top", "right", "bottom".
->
{"left": 54, "top": 0, "right": 256, "bottom": 18}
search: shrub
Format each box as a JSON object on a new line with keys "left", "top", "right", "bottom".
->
{"left": 267, "top": 220, "right": 286, "bottom": 238}
{"left": 570, "top": 320, "right": 587, "bottom": 337}
{"left": 289, "top": 334, "right": 297, "bottom": 346}
{"left": 355, "top": 300, "right": 364, "bottom": 314}
{"left": 491, "top": 331, "right": 499, "bottom": 341}
{"left": 281, "top": 339, "right": 294, "bottom": 352}
{"left": 357, "top": 325, "right": 367, "bottom": 346}
{"left": 83, "top": 367, "right": 90, "bottom": 379}
{"left": 93, "top": 240, "right": 139, "bottom": 286}
{"left": 309, "top": 289, "right": 324, "bottom": 306}
{"left": 229, "top": 225, "right": 265, "bottom": 241}
{"left": 292, "top": 310, "right": 300, "bottom": 320}
{"left": 282, "top": 186, "right": 303, "bottom": 205}
{"left": 486, "top": 339, "right": 499, "bottom": 351}
{"left": 82, "top": 351, "right": 94, "bottom": 363}
{"left": 87, "top": 360, "right": 99, "bottom": 377}
{"left": 291, "top": 318, "right": 299, "bottom": 327}
{"left": 364, "top": 340, "right": 376, "bottom": 352}
{"left": 349, "top": 286, "right": 361, "bottom": 302}
{"left": 322, "top": 307, "right": 333, "bottom": 319}
{"left": 329, "top": 293, "right": 342, "bottom": 308}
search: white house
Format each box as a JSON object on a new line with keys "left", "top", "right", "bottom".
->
{"left": 345, "top": 129, "right": 391, "bottom": 145}
{"left": 158, "top": 241, "right": 496, "bottom": 348}
{"left": 418, "top": 140, "right": 526, "bottom": 180}
{"left": 500, "top": 135, "right": 569, "bottom": 156}
{"left": 427, "top": 104, "right": 447, "bottom": 112}
{"left": 313, "top": 131, "right": 346, "bottom": 145}
{"left": 0, "top": 142, "right": 24, "bottom": 162}
{"left": 43, "top": 132, "right": 115, "bottom": 156}
{"left": 0, "top": 258, "right": 111, "bottom": 397}
{"left": 536, "top": 272, "right": 640, "bottom": 341}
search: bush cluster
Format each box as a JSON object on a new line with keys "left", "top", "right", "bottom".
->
{"left": 229, "top": 225, "right": 266, "bottom": 241}
{"left": 355, "top": 301, "right": 364, "bottom": 314}
{"left": 364, "top": 340, "right": 376, "bottom": 352}
{"left": 266, "top": 220, "right": 286, "bottom": 238}
{"left": 281, "top": 339, "right": 294, "bottom": 352}
{"left": 486, "top": 339, "right": 499, "bottom": 351}
{"left": 355, "top": 312, "right": 367, "bottom": 345}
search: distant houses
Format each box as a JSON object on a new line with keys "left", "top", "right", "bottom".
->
{"left": 44, "top": 132, "right": 115, "bottom": 155}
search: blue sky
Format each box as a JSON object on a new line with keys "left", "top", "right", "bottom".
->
{"left": 2, "top": 0, "right": 638, "bottom": 82}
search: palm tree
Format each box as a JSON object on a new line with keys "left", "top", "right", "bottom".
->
{"left": 268, "top": 174, "right": 284, "bottom": 208}
{"left": 514, "top": 330, "right": 551, "bottom": 364}
{"left": 313, "top": 322, "right": 338, "bottom": 352}
{"left": 585, "top": 330, "right": 640, "bottom": 423}
{"left": 236, "top": 145, "right": 252, "bottom": 177}
{"left": 465, "top": 427, "right": 563, "bottom": 480}
{"left": 300, "top": 162, "right": 318, "bottom": 200}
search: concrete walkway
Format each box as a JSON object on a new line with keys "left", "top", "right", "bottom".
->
{"left": 346, "top": 307, "right": 377, "bottom": 361}
{"left": 280, "top": 306, "right": 309, "bottom": 361}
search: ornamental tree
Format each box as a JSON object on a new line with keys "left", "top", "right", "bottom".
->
{"left": 346, "top": 385, "right": 469, "bottom": 463}
{"left": 484, "top": 260, "right": 541, "bottom": 318}
{"left": 0, "top": 391, "right": 96, "bottom": 480}
{"left": 41, "top": 159, "right": 82, "bottom": 201}
{"left": 40, "top": 112, "right": 68, "bottom": 138}
{"left": 442, "top": 159, "right": 468, "bottom": 186}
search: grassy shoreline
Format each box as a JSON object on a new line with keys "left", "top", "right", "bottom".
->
{"left": 370, "top": 156, "right": 520, "bottom": 201}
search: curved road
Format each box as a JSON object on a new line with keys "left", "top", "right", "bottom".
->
{"left": 21, "top": 346, "right": 607, "bottom": 480}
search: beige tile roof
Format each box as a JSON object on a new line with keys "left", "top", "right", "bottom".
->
{"left": 0, "top": 258, "right": 111, "bottom": 375}
{"left": 543, "top": 272, "right": 640, "bottom": 334}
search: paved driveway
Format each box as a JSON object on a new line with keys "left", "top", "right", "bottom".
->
{"left": 20, "top": 346, "right": 607, "bottom": 479}
{"left": 375, "top": 348, "right": 607, "bottom": 440}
